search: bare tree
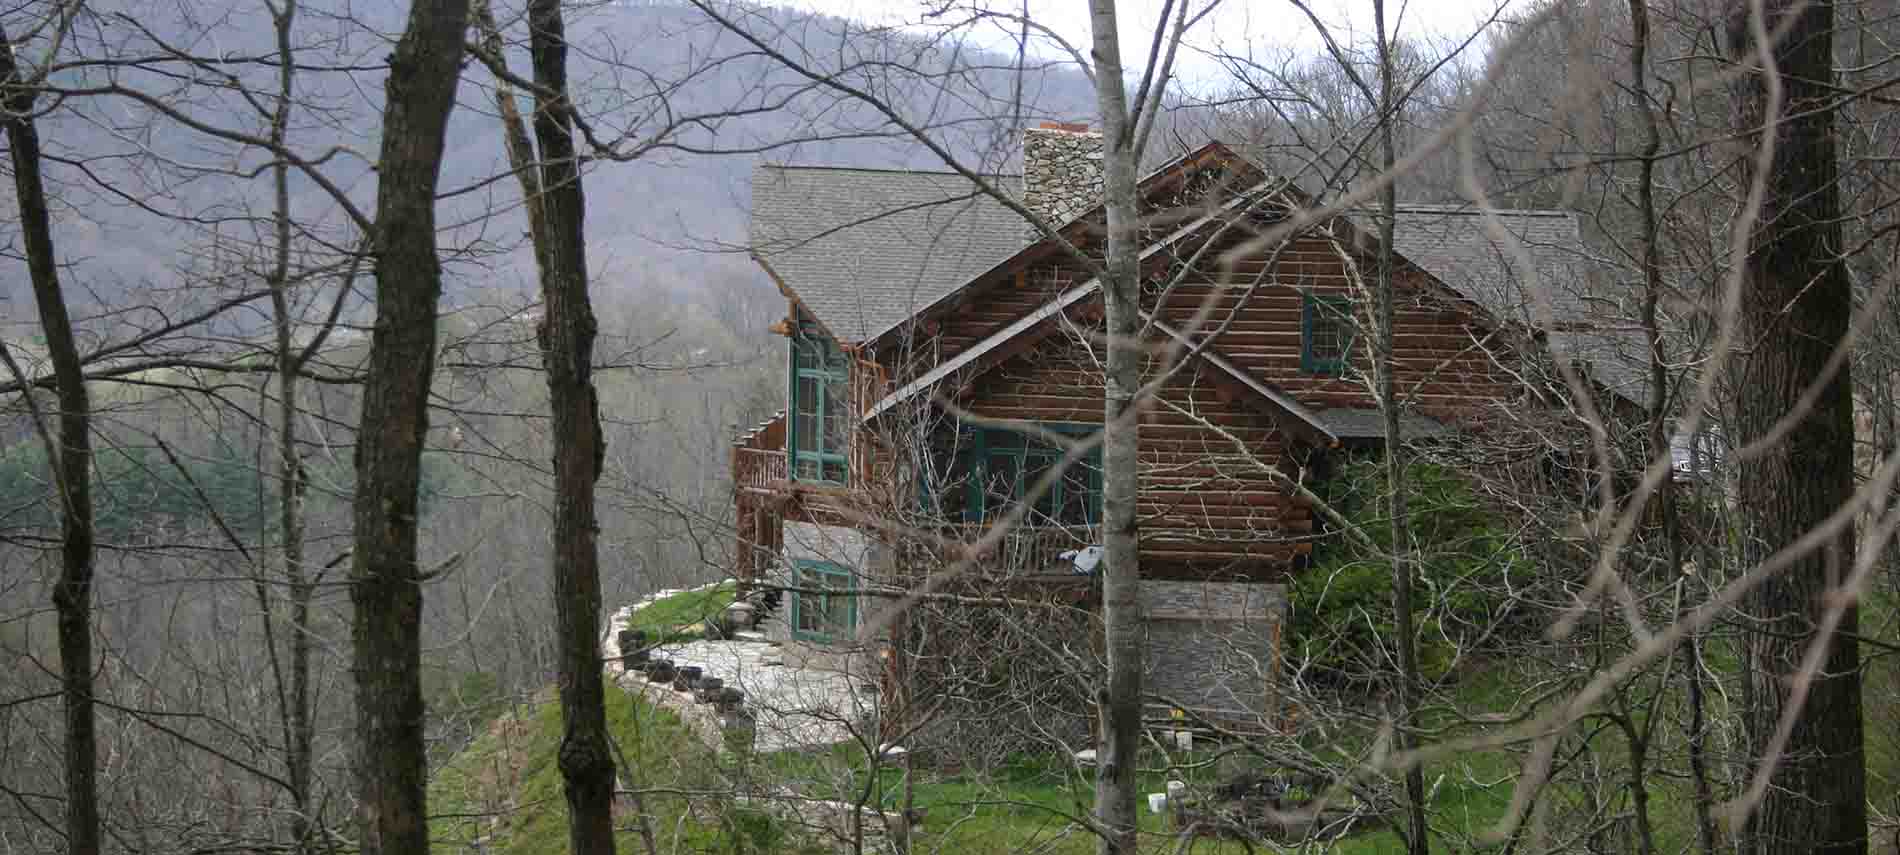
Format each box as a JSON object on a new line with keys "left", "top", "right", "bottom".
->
{"left": 1730, "top": 2, "right": 1867, "bottom": 852}
{"left": 1364, "top": 2, "right": 1429, "bottom": 850}
{"left": 349, "top": 0, "right": 472, "bottom": 851}
{"left": 0, "top": 11, "right": 99, "bottom": 855}
{"left": 471, "top": 0, "right": 619, "bottom": 848}
{"left": 1081, "top": 3, "right": 1147, "bottom": 851}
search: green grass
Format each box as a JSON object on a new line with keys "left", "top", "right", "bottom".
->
{"left": 430, "top": 687, "right": 799, "bottom": 855}
{"left": 760, "top": 739, "right": 1420, "bottom": 854}
{"left": 430, "top": 685, "right": 1511, "bottom": 854}
{"left": 625, "top": 582, "right": 739, "bottom": 644}
{"left": 443, "top": 582, "right": 1900, "bottom": 853}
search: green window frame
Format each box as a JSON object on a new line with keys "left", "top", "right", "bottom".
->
{"left": 1301, "top": 293, "right": 1355, "bottom": 376}
{"left": 789, "top": 323, "right": 850, "bottom": 484}
{"left": 960, "top": 425, "right": 1103, "bottom": 528}
{"left": 790, "top": 560, "right": 856, "bottom": 642}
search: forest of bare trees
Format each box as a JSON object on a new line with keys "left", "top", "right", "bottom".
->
{"left": 5, "top": 0, "right": 1900, "bottom": 853}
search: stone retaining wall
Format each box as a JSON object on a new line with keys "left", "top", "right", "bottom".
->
{"left": 1141, "top": 580, "right": 1287, "bottom": 722}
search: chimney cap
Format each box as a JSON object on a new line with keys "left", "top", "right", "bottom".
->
{"left": 1035, "top": 121, "right": 1094, "bottom": 134}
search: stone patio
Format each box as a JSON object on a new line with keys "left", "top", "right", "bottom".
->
{"left": 603, "top": 586, "right": 879, "bottom": 753}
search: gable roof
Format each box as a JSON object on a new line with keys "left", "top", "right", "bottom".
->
{"left": 1371, "top": 204, "right": 1647, "bottom": 404}
{"left": 752, "top": 142, "right": 1264, "bottom": 346}
{"left": 1379, "top": 204, "right": 1592, "bottom": 323}
{"left": 752, "top": 147, "right": 1646, "bottom": 427}
{"left": 858, "top": 178, "right": 1326, "bottom": 433}
{"left": 750, "top": 165, "right": 1027, "bottom": 342}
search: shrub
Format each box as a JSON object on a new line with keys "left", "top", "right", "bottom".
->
{"left": 1290, "top": 458, "right": 1529, "bottom": 684}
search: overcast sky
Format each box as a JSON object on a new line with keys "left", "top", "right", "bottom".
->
{"left": 784, "top": 0, "right": 1523, "bottom": 87}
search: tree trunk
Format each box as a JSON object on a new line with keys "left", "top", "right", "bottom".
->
{"left": 1627, "top": 3, "right": 1718, "bottom": 851}
{"left": 1, "top": 23, "right": 101, "bottom": 855}
{"left": 1369, "top": 2, "right": 1427, "bottom": 852}
{"left": 1086, "top": 3, "right": 1142, "bottom": 853}
{"left": 263, "top": 1, "right": 318, "bottom": 847}
{"left": 526, "top": 0, "right": 619, "bottom": 850}
{"left": 350, "top": 0, "right": 470, "bottom": 851}
{"left": 471, "top": 2, "right": 617, "bottom": 850}
{"left": 1730, "top": 4, "right": 1867, "bottom": 853}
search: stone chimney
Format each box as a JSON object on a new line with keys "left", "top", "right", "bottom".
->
{"left": 1022, "top": 121, "right": 1104, "bottom": 227}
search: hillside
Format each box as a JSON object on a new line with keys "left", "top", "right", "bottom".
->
{"left": 7, "top": 0, "right": 1096, "bottom": 320}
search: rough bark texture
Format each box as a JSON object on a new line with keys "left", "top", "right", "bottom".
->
{"left": 1368, "top": 2, "right": 1426, "bottom": 852}
{"left": 1, "top": 23, "right": 101, "bottom": 855}
{"left": 526, "top": 0, "right": 619, "bottom": 850}
{"left": 1730, "top": 3, "right": 1867, "bottom": 853}
{"left": 472, "top": 2, "right": 617, "bottom": 849}
{"left": 350, "top": 0, "right": 470, "bottom": 851}
{"left": 1086, "top": 3, "right": 1142, "bottom": 853}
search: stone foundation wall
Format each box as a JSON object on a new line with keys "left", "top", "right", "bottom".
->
{"left": 768, "top": 521, "right": 885, "bottom": 644}
{"left": 1140, "top": 581, "right": 1286, "bottom": 722}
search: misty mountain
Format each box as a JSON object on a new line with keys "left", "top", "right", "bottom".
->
{"left": 5, "top": 0, "right": 1095, "bottom": 328}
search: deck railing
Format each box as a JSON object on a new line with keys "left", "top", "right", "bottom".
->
{"left": 733, "top": 447, "right": 786, "bottom": 493}
{"left": 894, "top": 522, "right": 1101, "bottom": 578}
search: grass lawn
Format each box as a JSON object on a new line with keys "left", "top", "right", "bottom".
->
{"left": 442, "top": 580, "right": 1900, "bottom": 853}
{"left": 623, "top": 582, "right": 739, "bottom": 644}
{"left": 758, "top": 737, "right": 1509, "bottom": 854}
{"left": 429, "top": 663, "right": 1526, "bottom": 854}
{"left": 431, "top": 686, "right": 804, "bottom": 855}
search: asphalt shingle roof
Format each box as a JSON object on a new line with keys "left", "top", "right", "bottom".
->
{"left": 750, "top": 164, "right": 1647, "bottom": 405}
{"left": 750, "top": 165, "right": 1028, "bottom": 343}
{"left": 1315, "top": 408, "right": 1452, "bottom": 441}
{"left": 1373, "top": 204, "right": 1649, "bottom": 404}
{"left": 1377, "top": 204, "right": 1595, "bottom": 325}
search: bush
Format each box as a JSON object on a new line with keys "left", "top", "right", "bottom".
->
{"left": 1290, "top": 458, "right": 1529, "bottom": 684}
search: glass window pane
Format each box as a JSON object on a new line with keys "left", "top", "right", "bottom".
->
{"left": 1060, "top": 459, "right": 1095, "bottom": 526}
{"left": 794, "top": 414, "right": 817, "bottom": 455}
{"left": 806, "top": 593, "right": 827, "bottom": 633}
{"left": 1026, "top": 453, "right": 1057, "bottom": 522}
{"left": 985, "top": 453, "right": 1020, "bottom": 521}
{"left": 823, "top": 380, "right": 849, "bottom": 451}
{"left": 796, "top": 376, "right": 820, "bottom": 416}
{"left": 1306, "top": 296, "right": 1352, "bottom": 368}
{"left": 794, "top": 563, "right": 855, "bottom": 639}
{"left": 825, "top": 585, "right": 853, "bottom": 633}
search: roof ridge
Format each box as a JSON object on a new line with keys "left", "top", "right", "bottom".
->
{"left": 1381, "top": 203, "right": 1575, "bottom": 217}
{"left": 760, "top": 163, "right": 1021, "bottom": 179}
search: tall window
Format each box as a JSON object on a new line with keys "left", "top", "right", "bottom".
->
{"left": 964, "top": 427, "right": 1102, "bottom": 527}
{"left": 790, "top": 324, "right": 849, "bottom": 483}
{"left": 791, "top": 560, "right": 856, "bottom": 642}
{"left": 1301, "top": 293, "right": 1354, "bottom": 376}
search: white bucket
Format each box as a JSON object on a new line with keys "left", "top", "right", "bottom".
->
{"left": 1147, "top": 793, "right": 1168, "bottom": 814}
